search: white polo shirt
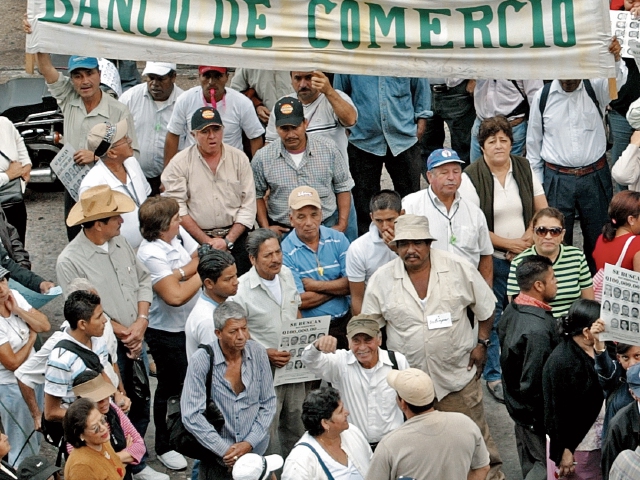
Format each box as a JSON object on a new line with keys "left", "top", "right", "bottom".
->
{"left": 185, "top": 292, "right": 219, "bottom": 360}
{"left": 402, "top": 187, "right": 493, "bottom": 267}
{"left": 346, "top": 222, "right": 397, "bottom": 283}
{"left": 167, "top": 86, "right": 264, "bottom": 151}
{"left": 137, "top": 226, "right": 199, "bottom": 332}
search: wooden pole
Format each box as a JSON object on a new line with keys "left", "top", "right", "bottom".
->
{"left": 609, "top": 78, "right": 618, "bottom": 100}
{"left": 25, "top": 53, "right": 35, "bottom": 74}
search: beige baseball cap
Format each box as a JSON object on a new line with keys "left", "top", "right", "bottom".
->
{"left": 346, "top": 314, "right": 382, "bottom": 339}
{"left": 387, "top": 368, "right": 435, "bottom": 406}
{"left": 390, "top": 214, "right": 436, "bottom": 245}
{"left": 288, "top": 186, "right": 321, "bottom": 210}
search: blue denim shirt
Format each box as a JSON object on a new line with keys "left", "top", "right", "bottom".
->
{"left": 333, "top": 75, "right": 432, "bottom": 156}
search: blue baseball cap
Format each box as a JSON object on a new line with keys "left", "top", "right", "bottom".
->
{"left": 68, "top": 55, "right": 99, "bottom": 72}
{"left": 627, "top": 363, "right": 640, "bottom": 397}
{"left": 427, "top": 148, "right": 465, "bottom": 171}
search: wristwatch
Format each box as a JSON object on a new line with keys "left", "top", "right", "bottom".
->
{"left": 477, "top": 338, "right": 491, "bottom": 348}
{"left": 224, "top": 238, "right": 234, "bottom": 250}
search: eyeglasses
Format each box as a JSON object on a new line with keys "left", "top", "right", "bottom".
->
{"left": 111, "top": 136, "right": 132, "bottom": 149}
{"left": 534, "top": 226, "right": 563, "bottom": 237}
{"left": 86, "top": 415, "right": 108, "bottom": 434}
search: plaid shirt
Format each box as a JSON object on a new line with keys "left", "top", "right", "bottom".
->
{"left": 610, "top": 446, "right": 640, "bottom": 480}
{"left": 252, "top": 135, "right": 354, "bottom": 224}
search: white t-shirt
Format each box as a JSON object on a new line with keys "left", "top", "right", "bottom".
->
{"left": 0, "top": 291, "right": 33, "bottom": 384}
{"left": 346, "top": 223, "right": 397, "bottom": 283}
{"left": 137, "top": 226, "right": 199, "bottom": 332}
{"left": 166, "top": 86, "right": 264, "bottom": 151}
{"left": 261, "top": 275, "right": 282, "bottom": 306}
{"left": 185, "top": 293, "right": 218, "bottom": 360}
{"left": 289, "top": 152, "right": 304, "bottom": 168}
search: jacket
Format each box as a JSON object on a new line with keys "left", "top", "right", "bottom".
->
{"left": 0, "top": 208, "right": 30, "bottom": 269}
{"left": 543, "top": 338, "right": 605, "bottom": 465}
{"left": 498, "top": 302, "right": 560, "bottom": 433}
{"left": 595, "top": 351, "right": 635, "bottom": 440}
{"left": 601, "top": 401, "right": 640, "bottom": 480}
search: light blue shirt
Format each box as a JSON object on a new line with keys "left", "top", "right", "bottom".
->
{"left": 181, "top": 339, "right": 276, "bottom": 456}
{"left": 282, "top": 226, "right": 350, "bottom": 320}
{"left": 332, "top": 75, "right": 431, "bottom": 156}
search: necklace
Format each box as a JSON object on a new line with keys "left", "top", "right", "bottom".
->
{"left": 3, "top": 315, "right": 28, "bottom": 342}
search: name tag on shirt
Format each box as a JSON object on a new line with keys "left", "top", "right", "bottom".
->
{"left": 427, "top": 313, "right": 452, "bottom": 330}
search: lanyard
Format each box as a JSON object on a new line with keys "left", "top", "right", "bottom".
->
{"left": 428, "top": 190, "right": 460, "bottom": 245}
{"left": 119, "top": 167, "right": 141, "bottom": 207}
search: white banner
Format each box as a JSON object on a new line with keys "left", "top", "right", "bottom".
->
{"left": 27, "top": 0, "right": 615, "bottom": 79}
{"left": 600, "top": 264, "right": 640, "bottom": 344}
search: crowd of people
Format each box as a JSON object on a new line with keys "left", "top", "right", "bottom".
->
{"left": 5, "top": 3, "right": 640, "bottom": 479}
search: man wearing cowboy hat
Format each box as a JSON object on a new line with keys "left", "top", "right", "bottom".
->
{"left": 56, "top": 185, "right": 153, "bottom": 441}
{"left": 362, "top": 214, "right": 504, "bottom": 480}
{"left": 162, "top": 107, "right": 256, "bottom": 275}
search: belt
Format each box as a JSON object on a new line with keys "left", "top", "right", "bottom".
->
{"left": 202, "top": 226, "right": 232, "bottom": 238}
{"left": 544, "top": 156, "right": 607, "bottom": 177}
{"left": 431, "top": 84, "right": 449, "bottom": 93}
{"left": 509, "top": 117, "right": 525, "bottom": 128}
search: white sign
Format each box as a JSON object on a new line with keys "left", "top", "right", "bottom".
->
{"left": 610, "top": 10, "right": 640, "bottom": 59}
{"left": 27, "top": 0, "right": 615, "bottom": 80}
{"left": 50, "top": 144, "right": 90, "bottom": 201}
{"left": 273, "top": 315, "right": 330, "bottom": 387}
{"left": 600, "top": 263, "right": 640, "bottom": 344}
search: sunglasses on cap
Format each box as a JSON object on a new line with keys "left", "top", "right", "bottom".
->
{"left": 534, "top": 226, "right": 563, "bottom": 237}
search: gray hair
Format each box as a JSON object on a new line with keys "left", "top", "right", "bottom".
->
{"left": 213, "top": 301, "right": 247, "bottom": 330}
{"left": 246, "top": 228, "right": 279, "bottom": 258}
{"left": 66, "top": 278, "right": 96, "bottom": 295}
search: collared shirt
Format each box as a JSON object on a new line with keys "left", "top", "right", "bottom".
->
{"left": 611, "top": 142, "right": 640, "bottom": 192}
{"left": 185, "top": 292, "right": 219, "bottom": 360}
{"left": 610, "top": 446, "right": 640, "bottom": 480}
{"left": 402, "top": 188, "right": 493, "bottom": 267}
{"left": 44, "top": 329, "right": 110, "bottom": 404}
{"left": 362, "top": 251, "right": 496, "bottom": 400}
{"left": 119, "top": 82, "right": 185, "bottom": 178}
{"left": 0, "top": 117, "right": 30, "bottom": 187}
{"left": 137, "top": 226, "right": 199, "bottom": 332}
{"left": 265, "top": 90, "right": 357, "bottom": 160}
{"left": 346, "top": 222, "right": 397, "bottom": 283}
{"left": 181, "top": 339, "right": 276, "bottom": 456}
{"left": 282, "top": 226, "right": 350, "bottom": 320}
{"left": 229, "top": 69, "right": 292, "bottom": 111}
{"left": 78, "top": 157, "right": 152, "bottom": 249}
{"left": 230, "top": 265, "right": 300, "bottom": 350}
{"left": 56, "top": 231, "right": 153, "bottom": 328}
{"left": 474, "top": 79, "right": 543, "bottom": 120}
{"left": 166, "top": 86, "right": 264, "bottom": 151}
{"left": 332, "top": 75, "right": 431, "bottom": 156}
{"left": 252, "top": 135, "right": 354, "bottom": 224}
{"left": 47, "top": 72, "right": 139, "bottom": 153}
{"left": 301, "top": 345, "right": 408, "bottom": 443}
{"left": 161, "top": 143, "right": 256, "bottom": 230}
{"left": 526, "top": 62, "right": 628, "bottom": 182}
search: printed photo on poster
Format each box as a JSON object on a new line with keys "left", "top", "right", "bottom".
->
{"left": 50, "top": 144, "right": 91, "bottom": 201}
{"left": 600, "top": 264, "right": 640, "bottom": 344}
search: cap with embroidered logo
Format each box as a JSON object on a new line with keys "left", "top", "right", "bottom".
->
{"left": 17, "top": 455, "right": 60, "bottom": 480}
{"left": 275, "top": 97, "right": 305, "bottom": 127}
{"left": 288, "top": 186, "right": 321, "bottom": 211}
{"left": 427, "top": 148, "right": 465, "bottom": 171}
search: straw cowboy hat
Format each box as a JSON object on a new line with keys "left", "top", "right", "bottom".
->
{"left": 66, "top": 185, "right": 135, "bottom": 227}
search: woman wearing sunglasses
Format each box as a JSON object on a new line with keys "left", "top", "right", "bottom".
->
{"left": 506, "top": 207, "right": 594, "bottom": 318}
{"left": 593, "top": 191, "right": 640, "bottom": 275}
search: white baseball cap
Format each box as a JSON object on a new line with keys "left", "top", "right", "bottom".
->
{"left": 232, "top": 454, "right": 283, "bottom": 480}
{"left": 142, "top": 62, "right": 177, "bottom": 76}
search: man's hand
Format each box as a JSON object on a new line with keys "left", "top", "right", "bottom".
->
{"left": 609, "top": 36, "right": 622, "bottom": 62}
{"left": 416, "top": 118, "right": 427, "bottom": 141}
{"left": 256, "top": 105, "right": 271, "bottom": 124}
{"left": 314, "top": 335, "right": 338, "bottom": 353}
{"left": 39, "top": 281, "right": 55, "bottom": 294}
{"left": 222, "top": 441, "right": 252, "bottom": 467}
{"left": 205, "top": 237, "right": 228, "bottom": 251}
{"left": 6, "top": 161, "right": 24, "bottom": 180}
{"left": 507, "top": 238, "right": 531, "bottom": 255}
{"left": 23, "top": 15, "right": 32, "bottom": 34}
{"left": 21, "top": 164, "right": 31, "bottom": 183}
{"left": 331, "top": 222, "right": 347, "bottom": 233}
{"left": 32, "top": 413, "right": 42, "bottom": 432}
{"left": 113, "top": 391, "right": 131, "bottom": 414}
{"left": 266, "top": 349, "right": 291, "bottom": 368}
{"left": 73, "top": 149, "right": 97, "bottom": 166}
{"left": 122, "top": 319, "right": 147, "bottom": 358}
{"left": 311, "top": 71, "right": 333, "bottom": 95}
{"left": 466, "top": 80, "right": 476, "bottom": 96}
{"left": 558, "top": 449, "right": 576, "bottom": 478}
{"left": 268, "top": 225, "right": 290, "bottom": 236}
{"left": 467, "top": 344, "right": 487, "bottom": 379}
{"left": 301, "top": 277, "right": 320, "bottom": 292}
{"left": 5, "top": 293, "right": 18, "bottom": 314}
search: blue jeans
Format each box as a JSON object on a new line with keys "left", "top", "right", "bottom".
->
{"left": 471, "top": 117, "right": 528, "bottom": 163}
{"left": 322, "top": 195, "right": 358, "bottom": 243}
{"left": 191, "top": 460, "right": 200, "bottom": 480}
{"left": 608, "top": 109, "right": 634, "bottom": 193}
{"left": 0, "top": 383, "right": 43, "bottom": 467}
{"left": 483, "top": 257, "right": 510, "bottom": 383}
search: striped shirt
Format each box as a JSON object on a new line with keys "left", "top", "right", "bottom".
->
{"left": 44, "top": 331, "right": 110, "bottom": 404}
{"left": 282, "top": 226, "right": 350, "bottom": 320}
{"left": 180, "top": 339, "right": 276, "bottom": 457}
{"left": 506, "top": 245, "right": 592, "bottom": 318}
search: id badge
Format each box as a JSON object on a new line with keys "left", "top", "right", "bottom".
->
{"left": 427, "top": 312, "right": 453, "bottom": 330}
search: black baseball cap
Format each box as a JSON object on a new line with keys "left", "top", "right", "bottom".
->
{"left": 17, "top": 455, "right": 61, "bottom": 480}
{"left": 191, "top": 107, "right": 224, "bottom": 131}
{"left": 275, "top": 97, "right": 305, "bottom": 127}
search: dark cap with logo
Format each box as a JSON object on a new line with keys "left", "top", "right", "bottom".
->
{"left": 191, "top": 107, "right": 224, "bottom": 131}
{"left": 17, "top": 455, "right": 61, "bottom": 480}
{"left": 275, "top": 97, "right": 305, "bottom": 127}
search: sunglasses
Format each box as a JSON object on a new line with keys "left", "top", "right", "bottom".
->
{"left": 534, "top": 226, "right": 563, "bottom": 237}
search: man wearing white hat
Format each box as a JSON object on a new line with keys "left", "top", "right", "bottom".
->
{"left": 120, "top": 62, "right": 184, "bottom": 194}
{"left": 366, "top": 368, "right": 490, "bottom": 480}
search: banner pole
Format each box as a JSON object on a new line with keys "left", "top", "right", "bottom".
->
{"left": 609, "top": 78, "right": 618, "bottom": 100}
